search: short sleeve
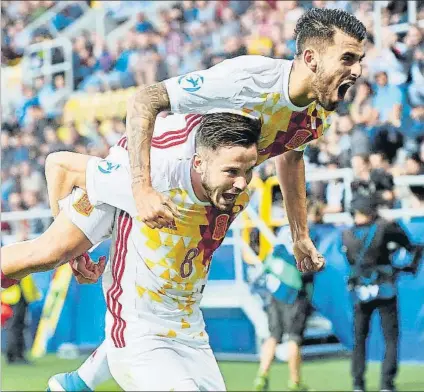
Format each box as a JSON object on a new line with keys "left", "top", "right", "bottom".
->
{"left": 59, "top": 187, "right": 115, "bottom": 245}
{"left": 85, "top": 157, "right": 138, "bottom": 217}
{"left": 164, "top": 55, "right": 283, "bottom": 114}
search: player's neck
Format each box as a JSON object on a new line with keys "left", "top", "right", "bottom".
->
{"left": 190, "top": 166, "right": 208, "bottom": 202}
{"left": 288, "top": 59, "right": 316, "bottom": 107}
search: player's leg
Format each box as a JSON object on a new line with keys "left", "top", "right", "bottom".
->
{"left": 378, "top": 298, "right": 399, "bottom": 391}
{"left": 254, "top": 297, "right": 284, "bottom": 391}
{"left": 45, "top": 189, "right": 116, "bottom": 391}
{"left": 47, "top": 341, "right": 111, "bottom": 392}
{"left": 1, "top": 210, "right": 92, "bottom": 281}
{"left": 352, "top": 301, "right": 374, "bottom": 392}
{"left": 285, "top": 297, "right": 312, "bottom": 391}
{"left": 191, "top": 345, "right": 226, "bottom": 391}
{"left": 108, "top": 337, "right": 202, "bottom": 391}
{"left": 1, "top": 188, "right": 114, "bottom": 282}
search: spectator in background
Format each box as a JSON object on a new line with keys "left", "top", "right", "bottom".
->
{"left": 24, "top": 105, "right": 49, "bottom": 141}
{"left": 196, "top": 0, "right": 216, "bottom": 23}
{"left": 1, "top": 132, "right": 15, "bottom": 169}
{"left": 40, "top": 126, "right": 66, "bottom": 154}
{"left": 21, "top": 133, "right": 40, "bottom": 163}
{"left": 35, "top": 75, "right": 68, "bottom": 119}
{"left": 102, "top": 117, "right": 126, "bottom": 146}
{"left": 11, "top": 135, "right": 30, "bottom": 164}
{"left": 60, "top": 122, "right": 90, "bottom": 151}
{"left": 372, "top": 71, "right": 403, "bottom": 127}
{"left": 407, "top": 46, "right": 424, "bottom": 139}
{"left": 350, "top": 80, "right": 379, "bottom": 131}
{"left": 280, "top": 1, "right": 305, "bottom": 23}
{"left": 351, "top": 153, "right": 396, "bottom": 209}
{"left": 1, "top": 169, "right": 16, "bottom": 206}
{"left": 129, "top": 32, "right": 159, "bottom": 86}
{"left": 343, "top": 194, "right": 423, "bottom": 392}
{"left": 19, "top": 161, "right": 45, "bottom": 197}
{"left": 2, "top": 223, "right": 40, "bottom": 365}
{"left": 135, "top": 12, "right": 154, "bottom": 33}
{"left": 5, "top": 193, "right": 25, "bottom": 234}
{"left": 323, "top": 157, "right": 345, "bottom": 214}
{"left": 16, "top": 86, "right": 39, "bottom": 127}
{"left": 21, "top": 190, "right": 50, "bottom": 234}
{"left": 102, "top": 37, "right": 136, "bottom": 89}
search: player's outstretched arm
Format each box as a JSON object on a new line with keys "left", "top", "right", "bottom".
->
{"left": 275, "top": 151, "right": 325, "bottom": 273}
{"left": 127, "top": 83, "right": 180, "bottom": 230}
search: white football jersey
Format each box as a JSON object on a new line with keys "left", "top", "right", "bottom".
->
{"left": 85, "top": 127, "right": 250, "bottom": 349}
{"left": 165, "top": 55, "right": 334, "bottom": 163}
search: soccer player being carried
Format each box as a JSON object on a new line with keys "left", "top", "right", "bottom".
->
{"left": 126, "top": 8, "right": 366, "bottom": 273}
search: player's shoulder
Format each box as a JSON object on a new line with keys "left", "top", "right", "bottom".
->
{"left": 218, "top": 55, "right": 286, "bottom": 74}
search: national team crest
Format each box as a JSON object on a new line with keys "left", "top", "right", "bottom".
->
{"left": 285, "top": 129, "right": 312, "bottom": 150}
{"left": 73, "top": 193, "right": 94, "bottom": 217}
{"left": 212, "top": 214, "right": 230, "bottom": 240}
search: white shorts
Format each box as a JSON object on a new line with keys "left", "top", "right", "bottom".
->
{"left": 107, "top": 336, "right": 226, "bottom": 391}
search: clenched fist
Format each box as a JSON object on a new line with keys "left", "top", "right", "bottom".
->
{"left": 133, "top": 185, "right": 181, "bottom": 229}
{"left": 293, "top": 237, "right": 325, "bottom": 273}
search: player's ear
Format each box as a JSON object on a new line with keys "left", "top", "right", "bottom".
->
{"left": 192, "top": 153, "right": 203, "bottom": 174}
{"left": 304, "top": 48, "right": 318, "bottom": 73}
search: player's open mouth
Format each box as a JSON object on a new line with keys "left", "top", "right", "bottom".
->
{"left": 337, "top": 81, "right": 355, "bottom": 100}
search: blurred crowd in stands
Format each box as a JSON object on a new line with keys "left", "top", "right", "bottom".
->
{"left": 1, "top": 0, "right": 424, "bottom": 239}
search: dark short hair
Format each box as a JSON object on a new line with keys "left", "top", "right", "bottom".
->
{"left": 294, "top": 8, "right": 367, "bottom": 56}
{"left": 195, "top": 112, "right": 261, "bottom": 151}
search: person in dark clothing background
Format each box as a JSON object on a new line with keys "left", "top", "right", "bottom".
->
{"left": 342, "top": 194, "right": 423, "bottom": 392}
{"left": 1, "top": 225, "right": 40, "bottom": 365}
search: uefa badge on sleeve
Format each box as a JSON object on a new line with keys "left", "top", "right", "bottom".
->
{"left": 97, "top": 160, "right": 121, "bottom": 174}
{"left": 178, "top": 73, "right": 204, "bottom": 92}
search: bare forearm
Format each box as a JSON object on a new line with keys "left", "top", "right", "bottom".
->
{"left": 126, "top": 83, "right": 170, "bottom": 188}
{"left": 45, "top": 152, "right": 89, "bottom": 217}
{"left": 275, "top": 151, "right": 309, "bottom": 241}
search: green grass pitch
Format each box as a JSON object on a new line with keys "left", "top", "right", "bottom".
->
{"left": 2, "top": 355, "right": 424, "bottom": 391}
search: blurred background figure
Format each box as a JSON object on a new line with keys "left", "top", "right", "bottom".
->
{"left": 1, "top": 223, "right": 40, "bottom": 365}
{"left": 343, "top": 193, "right": 423, "bottom": 392}
{"left": 253, "top": 200, "right": 326, "bottom": 392}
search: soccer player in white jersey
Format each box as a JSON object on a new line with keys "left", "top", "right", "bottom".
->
{"left": 2, "top": 112, "right": 261, "bottom": 391}
{"left": 125, "top": 8, "right": 367, "bottom": 273}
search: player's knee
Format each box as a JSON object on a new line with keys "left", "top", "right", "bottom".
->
{"left": 45, "top": 151, "right": 64, "bottom": 172}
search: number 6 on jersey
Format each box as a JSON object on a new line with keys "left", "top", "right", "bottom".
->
{"left": 180, "top": 248, "right": 200, "bottom": 278}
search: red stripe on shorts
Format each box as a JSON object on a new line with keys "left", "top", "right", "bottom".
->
{"left": 106, "top": 210, "right": 132, "bottom": 348}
